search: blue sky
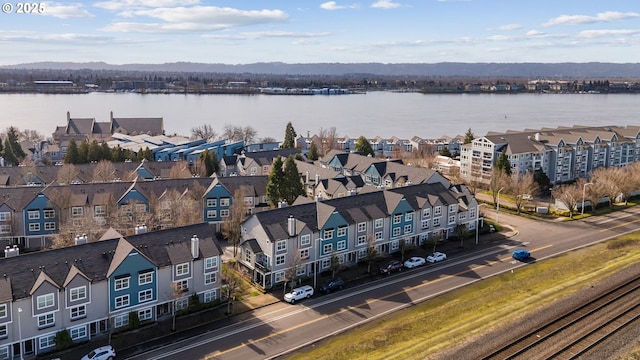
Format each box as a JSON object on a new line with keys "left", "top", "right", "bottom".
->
{"left": 1, "top": 0, "right": 639, "bottom": 65}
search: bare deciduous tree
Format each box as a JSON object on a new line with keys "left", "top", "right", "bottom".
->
{"left": 362, "top": 234, "right": 379, "bottom": 274}
{"left": 511, "top": 171, "right": 537, "bottom": 214}
{"left": 191, "top": 124, "right": 218, "bottom": 141}
{"left": 221, "top": 262, "right": 243, "bottom": 315}
{"left": 92, "top": 160, "right": 116, "bottom": 183}
{"left": 489, "top": 169, "right": 511, "bottom": 206}
{"left": 221, "top": 188, "right": 250, "bottom": 257}
{"left": 552, "top": 184, "right": 581, "bottom": 218}
{"left": 169, "top": 160, "right": 192, "bottom": 179}
{"left": 56, "top": 163, "right": 78, "bottom": 185}
{"left": 591, "top": 167, "right": 620, "bottom": 207}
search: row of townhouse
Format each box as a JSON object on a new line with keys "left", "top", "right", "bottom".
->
{"left": 460, "top": 125, "right": 640, "bottom": 184}
{"left": 321, "top": 150, "right": 450, "bottom": 189}
{"left": 0, "top": 223, "right": 223, "bottom": 359}
{"left": 295, "top": 134, "right": 463, "bottom": 158}
{"left": 0, "top": 175, "right": 269, "bottom": 250}
{"left": 219, "top": 148, "right": 300, "bottom": 177}
{"left": 238, "top": 181, "right": 478, "bottom": 290}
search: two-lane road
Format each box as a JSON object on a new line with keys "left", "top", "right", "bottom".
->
{"left": 127, "top": 207, "right": 640, "bottom": 360}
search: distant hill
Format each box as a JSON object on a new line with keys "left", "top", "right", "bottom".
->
{"left": 3, "top": 61, "right": 640, "bottom": 78}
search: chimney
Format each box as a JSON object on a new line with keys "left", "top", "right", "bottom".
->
{"left": 288, "top": 215, "right": 296, "bottom": 237}
{"left": 278, "top": 201, "right": 287, "bottom": 208}
{"left": 74, "top": 234, "right": 88, "bottom": 245}
{"left": 535, "top": 132, "right": 541, "bottom": 141}
{"left": 306, "top": 170, "right": 310, "bottom": 183}
{"left": 191, "top": 235, "right": 199, "bottom": 259}
{"left": 135, "top": 224, "right": 147, "bottom": 235}
{"left": 315, "top": 173, "right": 320, "bottom": 185}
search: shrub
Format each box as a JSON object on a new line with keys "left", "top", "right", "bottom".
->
{"left": 128, "top": 311, "right": 140, "bottom": 329}
{"left": 55, "top": 329, "right": 73, "bottom": 350}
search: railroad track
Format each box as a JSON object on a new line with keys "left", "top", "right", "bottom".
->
{"left": 481, "top": 275, "right": 640, "bottom": 360}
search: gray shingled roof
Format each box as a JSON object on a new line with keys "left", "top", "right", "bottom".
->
{"left": 0, "top": 223, "right": 221, "bottom": 301}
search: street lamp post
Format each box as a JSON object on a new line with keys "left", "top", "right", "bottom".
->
{"left": 582, "top": 182, "right": 593, "bottom": 215}
{"left": 17, "top": 307, "right": 23, "bottom": 360}
{"left": 496, "top": 187, "right": 504, "bottom": 225}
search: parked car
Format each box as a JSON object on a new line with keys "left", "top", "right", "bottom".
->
{"left": 81, "top": 345, "right": 116, "bottom": 360}
{"left": 319, "top": 277, "right": 345, "bottom": 293}
{"left": 380, "top": 260, "right": 404, "bottom": 274}
{"left": 403, "top": 256, "right": 426, "bottom": 269}
{"left": 284, "top": 285, "right": 314, "bottom": 304}
{"left": 512, "top": 249, "right": 531, "bottom": 261}
{"left": 426, "top": 252, "right": 447, "bottom": 263}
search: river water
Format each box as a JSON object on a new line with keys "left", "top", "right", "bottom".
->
{"left": 0, "top": 92, "right": 638, "bottom": 141}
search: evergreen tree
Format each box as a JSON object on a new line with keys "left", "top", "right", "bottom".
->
{"left": 2, "top": 138, "right": 18, "bottom": 166}
{"left": 143, "top": 147, "right": 153, "bottom": 161}
{"left": 200, "top": 149, "right": 219, "bottom": 176}
{"left": 282, "top": 122, "right": 297, "bottom": 149}
{"left": 87, "top": 140, "right": 101, "bottom": 162}
{"left": 496, "top": 149, "right": 512, "bottom": 176}
{"left": 77, "top": 139, "right": 89, "bottom": 164}
{"left": 266, "top": 156, "right": 285, "bottom": 206}
{"left": 100, "top": 142, "right": 112, "bottom": 161}
{"left": 439, "top": 147, "right": 452, "bottom": 157}
{"left": 464, "top": 128, "right": 475, "bottom": 144}
{"left": 64, "top": 138, "right": 79, "bottom": 164}
{"left": 354, "top": 135, "right": 374, "bottom": 156}
{"left": 307, "top": 142, "right": 319, "bottom": 161}
{"left": 282, "top": 156, "right": 304, "bottom": 204}
{"left": 0, "top": 135, "right": 3, "bottom": 156}
{"left": 5, "top": 127, "right": 25, "bottom": 159}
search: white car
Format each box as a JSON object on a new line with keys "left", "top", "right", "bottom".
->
{"left": 81, "top": 345, "right": 116, "bottom": 360}
{"left": 403, "top": 256, "right": 426, "bottom": 269}
{"left": 283, "top": 285, "right": 314, "bottom": 304}
{"left": 426, "top": 252, "right": 447, "bottom": 263}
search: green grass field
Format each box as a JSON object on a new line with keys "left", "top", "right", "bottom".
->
{"left": 287, "top": 234, "right": 640, "bottom": 360}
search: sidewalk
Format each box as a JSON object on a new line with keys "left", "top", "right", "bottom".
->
{"left": 45, "top": 230, "right": 514, "bottom": 360}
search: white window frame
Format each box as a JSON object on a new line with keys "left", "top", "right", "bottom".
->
{"left": 39, "top": 334, "right": 56, "bottom": 349}
{"left": 204, "top": 290, "right": 216, "bottom": 303}
{"left": 205, "top": 272, "right": 217, "bottom": 285}
{"left": 337, "top": 226, "right": 347, "bottom": 237}
{"left": 139, "top": 289, "right": 153, "bottom": 303}
{"left": 206, "top": 198, "right": 217, "bottom": 207}
{"left": 0, "top": 225, "right": 9, "bottom": 234}
{"left": 393, "top": 214, "right": 402, "bottom": 224}
{"left": 138, "top": 308, "right": 153, "bottom": 321}
{"left": 38, "top": 313, "right": 54, "bottom": 328}
{"left": 94, "top": 205, "right": 106, "bottom": 216}
{"left": 139, "top": 272, "right": 153, "bottom": 285}
{"left": 70, "top": 305, "right": 86, "bottom": 320}
{"left": 275, "top": 254, "right": 286, "bottom": 266}
{"left": 405, "top": 212, "right": 413, "bottom": 221}
{"left": 392, "top": 227, "right": 401, "bottom": 237}
{"left": 337, "top": 240, "right": 347, "bottom": 251}
{"left": 375, "top": 231, "right": 383, "bottom": 240}
{"left": 115, "top": 295, "right": 130, "bottom": 308}
{"left": 421, "top": 219, "right": 430, "bottom": 229}
{"left": 375, "top": 218, "right": 383, "bottom": 229}
{"left": 276, "top": 240, "right": 287, "bottom": 252}
{"left": 357, "top": 235, "right": 367, "bottom": 246}
{"left": 114, "top": 313, "right": 128, "bottom": 328}
{"left": 357, "top": 222, "right": 366, "bottom": 232}
{"left": 115, "top": 277, "right": 130, "bottom": 291}
{"left": 323, "top": 243, "right": 333, "bottom": 254}
{"left": 29, "top": 223, "right": 40, "bottom": 232}
{"left": 220, "top": 209, "right": 229, "bottom": 217}
{"left": 176, "top": 263, "right": 190, "bottom": 277}
{"left": 324, "top": 229, "right": 334, "bottom": 240}
{"left": 404, "top": 224, "right": 412, "bottom": 234}
{"left": 0, "top": 324, "right": 6, "bottom": 339}
{"left": 220, "top": 198, "right": 230, "bottom": 206}
{"left": 37, "top": 293, "right": 54, "bottom": 309}
{"left": 44, "top": 222, "right": 55, "bottom": 231}
{"left": 70, "top": 325, "right": 87, "bottom": 340}
{"left": 448, "top": 215, "right": 456, "bottom": 225}
{"left": 206, "top": 210, "right": 217, "bottom": 218}
{"left": 434, "top": 206, "right": 442, "bottom": 216}
{"left": 274, "top": 271, "right": 285, "bottom": 283}
{"left": 0, "top": 212, "right": 9, "bottom": 221}
{"left": 70, "top": 286, "right": 86, "bottom": 301}
{"left": 0, "top": 304, "right": 6, "bottom": 318}
{"left": 300, "top": 234, "right": 311, "bottom": 247}
{"left": 43, "top": 209, "right": 55, "bottom": 218}
{"left": 422, "top": 208, "right": 431, "bottom": 218}
{"left": 299, "top": 249, "right": 309, "bottom": 259}
{"left": 71, "top": 206, "right": 84, "bottom": 217}
{"left": 205, "top": 257, "right": 218, "bottom": 270}
{"left": 28, "top": 210, "right": 40, "bottom": 219}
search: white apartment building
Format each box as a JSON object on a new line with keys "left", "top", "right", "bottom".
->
{"left": 460, "top": 125, "right": 640, "bottom": 184}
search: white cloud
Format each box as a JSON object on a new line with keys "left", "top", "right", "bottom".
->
{"left": 543, "top": 11, "right": 640, "bottom": 27}
{"left": 321, "top": 2, "right": 344, "bottom": 10}
{"left": 525, "top": 30, "right": 545, "bottom": 37}
{"left": 578, "top": 29, "right": 640, "bottom": 38}
{"left": 499, "top": 24, "right": 522, "bottom": 31}
{"left": 0, "top": 32, "right": 114, "bottom": 43}
{"left": 40, "top": 3, "right": 94, "bottom": 18}
{"left": 371, "top": 0, "right": 401, "bottom": 9}
{"left": 203, "top": 31, "right": 331, "bottom": 40}
{"left": 93, "top": 0, "right": 201, "bottom": 11}
{"left": 320, "top": 1, "right": 360, "bottom": 10}
{"left": 101, "top": 6, "right": 289, "bottom": 33}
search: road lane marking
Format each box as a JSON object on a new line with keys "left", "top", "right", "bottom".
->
{"left": 196, "top": 245, "right": 553, "bottom": 360}
{"left": 599, "top": 216, "right": 640, "bottom": 232}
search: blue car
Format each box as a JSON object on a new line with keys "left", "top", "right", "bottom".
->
{"left": 512, "top": 249, "right": 530, "bottom": 261}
